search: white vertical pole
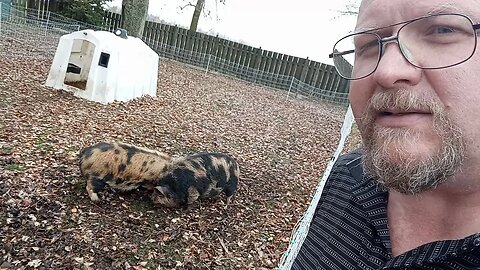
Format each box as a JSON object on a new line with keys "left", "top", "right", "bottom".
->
{"left": 277, "top": 105, "right": 354, "bottom": 269}
{"left": 44, "top": 10, "right": 50, "bottom": 36}
{"left": 286, "top": 76, "right": 294, "bottom": 100}
{"left": 0, "top": 2, "right": 3, "bottom": 36}
{"left": 205, "top": 54, "right": 211, "bottom": 76}
{"left": 41, "top": 0, "right": 45, "bottom": 19}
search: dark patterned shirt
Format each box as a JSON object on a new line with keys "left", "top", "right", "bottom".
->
{"left": 292, "top": 149, "right": 480, "bottom": 270}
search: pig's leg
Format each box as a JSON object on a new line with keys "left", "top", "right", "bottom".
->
{"left": 86, "top": 176, "right": 106, "bottom": 201}
{"left": 223, "top": 182, "right": 238, "bottom": 209}
{"left": 187, "top": 186, "right": 200, "bottom": 205}
{"left": 224, "top": 194, "right": 237, "bottom": 209}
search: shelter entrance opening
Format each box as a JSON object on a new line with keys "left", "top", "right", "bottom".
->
{"left": 64, "top": 39, "right": 95, "bottom": 90}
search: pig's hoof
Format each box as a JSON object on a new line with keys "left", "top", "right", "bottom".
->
{"left": 89, "top": 193, "right": 99, "bottom": 202}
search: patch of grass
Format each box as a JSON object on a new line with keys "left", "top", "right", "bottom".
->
{"left": 144, "top": 261, "right": 159, "bottom": 269}
{"left": 124, "top": 238, "right": 182, "bottom": 269}
{"left": 75, "top": 180, "right": 86, "bottom": 193}
{"left": 0, "top": 94, "right": 8, "bottom": 109}
{"left": 266, "top": 197, "right": 279, "bottom": 210}
{"left": 229, "top": 142, "right": 244, "bottom": 149}
{"left": 0, "top": 145, "right": 12, "bottom": 155}
{"left": 51, "top": 126, "right": 61, "bottom": 133}
{"left": 63, "top": 194, "right": 77, "bottom": 202}
{"left": 35, "top": 139, "right": 52, "bottom": 151}
{"left": 5, "top": 163, "right": 25, "bottom": 171}
{"left": 127, "top": 253, "right": 138, "bottom": 266}
{"left": 65, "top": 175, "right": 76, "bottom": 183}
{"left": 159, "top": 244, "right": 182, "bottom": 262}
{"left": 68, "top": 145, "right": 81, "bottom": 153}
{"left": 246, "top": 203, "right": 262, "bottom": 218}
{"left": 132, "top": 199, "right": 153, "bottom": 212}
{"left": 217, "top": 262, "right": 237, "bottom": 270}
{"left": 269, "top": 152, "right": 290, "bottom": 167}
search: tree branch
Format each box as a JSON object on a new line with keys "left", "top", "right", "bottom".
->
{"left": 179, "top": 2, "right": 196, "bottom": 11}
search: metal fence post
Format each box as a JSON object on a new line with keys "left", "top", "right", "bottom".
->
{"left": 44, "top": 10, "right": 50, "bottom": 36}
{"left": 286, "top": 76, "right": 294, "bottom": 100}
{"left": 0, "top": 2, "right": 3, "bottom": 36}
{"left": 205, "top": 54, "right": 211, "bottom": 76}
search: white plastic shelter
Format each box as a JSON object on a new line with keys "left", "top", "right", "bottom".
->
{"left": 45, "top": 29, "right": 159, "bottom": 104}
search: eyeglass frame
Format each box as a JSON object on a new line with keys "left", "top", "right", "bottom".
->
{"left": 329, "top": 13, "right": 480, "bottom": 80}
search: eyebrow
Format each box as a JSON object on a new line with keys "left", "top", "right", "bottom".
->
{"left": 354, "top": 6, "right": 475, "bottom": 34}
{"left": 354, "top": 25, "right": 379, "bottom": 33}
{"left": 354, "top": 21, "right": 404, "bottom": 34}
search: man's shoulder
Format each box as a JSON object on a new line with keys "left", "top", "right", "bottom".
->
{"left": 329, "top": 148, "right": 364, "bottom": 183}
{"left": 336, "top": 148, "right": 364, "bottom": 167}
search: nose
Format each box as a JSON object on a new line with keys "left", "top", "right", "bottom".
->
{"left": 372, "top": 38, "right": 422, "bottom": 88}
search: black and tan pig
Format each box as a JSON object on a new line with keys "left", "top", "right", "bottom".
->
{"left": 79, "top": 142, "right": 172, "bottom": 201}
{"left": 150, "top": 152, "right": 239, "bottom": 209}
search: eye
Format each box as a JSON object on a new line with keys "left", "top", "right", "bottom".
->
{"left": 352, "top": 33, "right": 380, "bottom": 57}
{"left": 418, "top": 24, "right": 471, "bottom": 44}
{"left": 427, "top": 25, "right": 456, "bottom": 35}
{"left": 357, "top": 40, "right": 379, "bottom": 55}
{"left": 436, "top": 27, "right": 454, "bottom": 33}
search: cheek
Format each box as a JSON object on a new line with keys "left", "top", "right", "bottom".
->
{"left": 349, "top": 79, "right": 374, "bottom": 125}
{"left": 447, "top": 94, "right": 480, "bottom": 139}
{"left": 425, "top": 68, "right": 480, "bottom": 152}
{"left": 429, "top": 69, "right": 480, "bottom": 126}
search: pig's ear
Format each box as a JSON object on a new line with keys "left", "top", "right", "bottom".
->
{"left": 154, "top": 185, "right": 170, "bottom": 195}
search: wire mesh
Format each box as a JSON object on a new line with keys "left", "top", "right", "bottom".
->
{"left": 0, "top": 4, "right": 349, "bottom": 104}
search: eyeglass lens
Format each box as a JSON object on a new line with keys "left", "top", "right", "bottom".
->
{"left": 332, "top": 14, "right": 477, "bottom": 80}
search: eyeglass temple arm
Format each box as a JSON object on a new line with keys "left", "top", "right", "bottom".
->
{"left": 329, "top": 49, "right": 355, "bottom": 59}
{"left": 474, "top": 23, "right": 480, "bottom": 31}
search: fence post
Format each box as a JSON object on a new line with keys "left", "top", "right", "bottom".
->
{"left": 44, "top": 10, "right": 50, "bottom": 36}
{"left": 286, "top": 76, "right": 294, "bottom": 100}
{"left": 205, "top": 54, "right": 211, "bottom": 76}
{"left": 254, "top": 46, "right": 262, "bottom": 83}
{"left": 0, "top": 2, "right": 3, "bottom": 36}
{"left": 300, "top": 57, "right": 310, "bottom": 82}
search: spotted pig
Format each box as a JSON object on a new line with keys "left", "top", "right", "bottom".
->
{"left": 79, "top": 142, "right": 172, "bottom": 201}
{"left": 150, "top": 152, "right": 239, "bottom": 209}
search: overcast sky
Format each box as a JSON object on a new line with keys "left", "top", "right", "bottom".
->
{"left": 108, "top": 0, "right": 358, "bottom": 64}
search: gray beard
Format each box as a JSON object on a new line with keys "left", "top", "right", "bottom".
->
{"left": 360, "top": 89, "right": 465, "bottom": 194}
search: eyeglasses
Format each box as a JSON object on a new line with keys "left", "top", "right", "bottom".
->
{"left": 329, "top": 13, "right": 480, "bottom": 80}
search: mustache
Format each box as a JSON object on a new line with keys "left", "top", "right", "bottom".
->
{"left": 363, "top": 89, "right": 443, "bottom": 120}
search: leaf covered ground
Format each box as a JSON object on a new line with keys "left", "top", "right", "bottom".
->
{"left": 0, "top": 45, "right": 355, "bottom": 269}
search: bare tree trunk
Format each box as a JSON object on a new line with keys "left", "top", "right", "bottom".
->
{"left": 121, "top": 0, "right": 149, "bottom": 38}
{"left": 186, "top": 0, "right": 204, "bottom": 50}
{"left": 189, "top": 0, "right": 204, "bottom": 34}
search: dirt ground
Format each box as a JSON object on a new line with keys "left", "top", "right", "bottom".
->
{"left": 0, "top": 44, "right": 358, "bottom": 269}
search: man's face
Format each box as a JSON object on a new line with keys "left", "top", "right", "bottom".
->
{"left": 349, "top": 0, "right": 480, "bottom": 194}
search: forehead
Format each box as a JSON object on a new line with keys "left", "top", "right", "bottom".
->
{"left": 357, "top": 0, "right": 479, "bottom": 31}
